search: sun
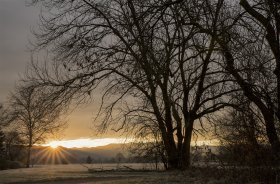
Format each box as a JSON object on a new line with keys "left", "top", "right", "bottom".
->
{"left": 34, "top": 143, "right": 72, "bottom": 165}
{"left": 48, "top": 141, "right": 60, "bottom": 149}
{"left": 50, "top": 144, "right": 58, "bottom": 149}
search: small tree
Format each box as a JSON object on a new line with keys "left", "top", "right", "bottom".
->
{"left": 9, "top": 84, "right": 66, "bottom": 167}
{"left": 115, "top": 152, "right": 125, "bottom": 169}
{"left": 86, "top": 155, "right": 92, "bottom": 164}
{"left": 215, "top": 97, "right": 272, "bottom": 166}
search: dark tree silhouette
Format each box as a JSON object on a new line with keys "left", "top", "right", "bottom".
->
{"left": 8, "top": 84, "right": 66, "bottom": 167}
{"left": 237, "top": 0, "right": 280, "bottom": 156}
{"left": 27, "top": 0, "right": 237, "bottom": 169}
{"left": 181, "top": 0, "right": 280, "bottom": 159}
{"left": 86, "top": 155, "right": 92, "bottom": 164}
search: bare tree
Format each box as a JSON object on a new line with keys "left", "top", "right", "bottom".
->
{"left": 8, "top": 84, "right": 66, "bottom": 167}
{"left": 86, "top": 155, "right": 92, "bottom": 164}
{"left": 214, "top": 97, "right": 269, "bottom": 165}
{"left": 218, "top": 2, "right": 280, "bottom": 157}
{"left": 25, "top": 0, "right": 238, "bottom": 169}
{"left": 180, "top": 0, "right": 280, "bottom": 159}
{"left": 240, "top": 0, "right": 280, "bottom": 119}
{"left": 226, "top": 0, "right": 280, "bottom": 157}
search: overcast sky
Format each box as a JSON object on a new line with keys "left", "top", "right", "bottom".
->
{"left": 0, "top": 0, "right": 36, "bottom": 101}
{"left": 0, "top": 0, "right": 121, "bottom": 141}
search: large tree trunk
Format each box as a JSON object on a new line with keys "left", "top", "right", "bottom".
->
{"left": 164, "top": 134, "right": 180, "bottom": 170}
{"left": 181, "top": 132, "right": 192, "bottom": 169}
{"left": 263, "top": 111, "right": 280, "bottom": 158}
{"left": 26, "top": 133, "right": 32, "bottom": 168}
{"left": 26, "top": 145, "right": 31, "bottom": 168}
{"left": 275, "top": 64, "right": 280, "bottom": 120}
{"left": 164, "top": 118, "right": 194, "bottom": 170}
{"left": 181, "top": 119, "right": 194, "bottom": 169}
{"left": 166, "top": 150, "right": 179, "bottom": 169}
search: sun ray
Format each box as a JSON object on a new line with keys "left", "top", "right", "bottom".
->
{"left": 45, "top": 151, "right": 53, "bottom": 165}
{"left": 57, "top": 150, "right": 69, "bottom": 164}
{"left": 33, "top": 147, "right": 48, "bottom": 158}
{"left": 36, "top": 138, "right": 132, "bottom": 165}
{"left": 58, "top": 150, "right": 68, "bottom": 164}
{"left": 32, "top": 145, "right": 76, "bottom": 165}
{"left": 51, "top": 148, "right": 56, "bottom": 165}
{"left": 62, "top": 149, "right": 77, "bottom": 163}
{"left": 33, "top": 147, "right": 52, "bottom": 164}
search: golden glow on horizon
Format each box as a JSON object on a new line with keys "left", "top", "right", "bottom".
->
{"left": 49, "top": 143, "right": 59, "bottom": 149}
{"left": 44, "top": 138, "right": 131, "bottom": 148}
{"left": 33, "top": 146, "right": 72, "bottom": 165}
{"left": 43, "top": 138, "right": 219, "bottom": 149}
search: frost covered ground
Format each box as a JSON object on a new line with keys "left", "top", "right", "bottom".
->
{"left": 0, "top": 164, "right": 145, "bottom": 183}
{"left": 0, "top": 163, "right": 274, "bottom": 184}
{"left": 0, "top": 163, "right": 216, "bottom": 184}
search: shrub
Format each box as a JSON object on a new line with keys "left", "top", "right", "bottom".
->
{"left": 0, "top": 158, "right": 23, "bottom": 170}
{"left": 218, "top": 143, "right": 275, "bottom": 166}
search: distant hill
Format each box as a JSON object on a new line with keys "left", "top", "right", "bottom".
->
{"left": 73, "top": 143, "right": 128, "bottom": 157}
{"left": 30, "top": 143, "right": 220, "bottom": 165}
{"left": 31, "top": 144, "right": 128, "bottom": 165}
{"left": 68, "top": 143, "right": 130, "bottom": 163}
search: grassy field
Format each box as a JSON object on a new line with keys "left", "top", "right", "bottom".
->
{"left": 0, "top": 164, "right": 211, "bottom": 184}
{"left": 0, "top": 163, "right": 277, "bottom": 184}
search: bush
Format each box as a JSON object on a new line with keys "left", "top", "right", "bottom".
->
{"left": 0, "top": 159, "right": 8, "bottom": 170}
{"left": 0, "top": 158, "right": 23, "bottom": 170}
{"left": 7, "top": 160, "right": 23, "bottom": 169}
{"left": 218, "top": 143, "right": 275, "bottom": 166}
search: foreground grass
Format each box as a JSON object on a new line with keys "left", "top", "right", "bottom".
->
{"left": 0, "top": 169, "right": 221, "bottom": 184}
{"left": 0, "top": 164, "right": 278, "bottom": 184}
{"left": 85, "top": 172, "right": 207, "bottom": 184}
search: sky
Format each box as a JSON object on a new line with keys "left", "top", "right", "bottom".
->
{"left": 0, "top": 0, "right": 123, "bottom": 147}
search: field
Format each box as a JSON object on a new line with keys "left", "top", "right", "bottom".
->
{"left": 0, "top": 163, "right": 217, "bottom": 184}
{"left": 0, "top": 163, "right": 276, "bottom": 184}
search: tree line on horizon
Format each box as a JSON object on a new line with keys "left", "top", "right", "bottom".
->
{"left": 1, "top": 0, "right": 280, "bottom": 170}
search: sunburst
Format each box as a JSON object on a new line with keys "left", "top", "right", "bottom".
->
{"left": 49, "top": 142, "right": 59, "bottom": 149}
{"left": 32, "top": 146, "right": 74, "bottom": 165}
